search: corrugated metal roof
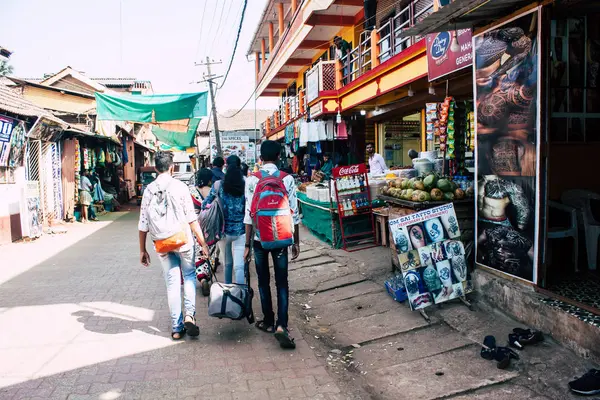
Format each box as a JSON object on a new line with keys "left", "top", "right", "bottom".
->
{"left": 197, "top": 109, "right": 274, "bottom": 132}
{"left": 399, "top": 0, "right": 534, "bottom": 37}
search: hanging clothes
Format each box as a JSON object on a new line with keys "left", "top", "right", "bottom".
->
{"left": 122, "top": 136, "right": 129, "bottom": 164}
{"left": 299, "top": 120, "right": 308, "bottom": 147}
{"left": 307, "top": 121, "right": 319, "bottom": 142}
{"left": 335, "top": 121, "right": 349, "bottom": 139}
{"left": 325, "top": 120, "right": 335, "bottom": 140}
{"left": 317, "top": 121, "right": 327, "bottom": 141}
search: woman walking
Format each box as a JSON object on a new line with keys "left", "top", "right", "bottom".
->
{"left": 190, "top": 168, "right": 216, "bottom": 295}
{"left": 202, "top": 155, "right": 246, "bottom": 284}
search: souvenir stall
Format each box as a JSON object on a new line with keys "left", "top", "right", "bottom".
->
{"left": 294, "top": 116, "right": 375, "bottom": 250}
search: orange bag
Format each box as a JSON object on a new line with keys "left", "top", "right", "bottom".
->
{"left": 154, "top": 231, "right": 187, "bottom": 253}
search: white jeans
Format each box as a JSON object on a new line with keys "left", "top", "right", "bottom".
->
{"left": 218, "top": 233, "right": 246, "bottom": 284}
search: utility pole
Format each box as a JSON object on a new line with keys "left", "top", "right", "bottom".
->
{"left": 195, "top": 57, "right": 223, "bottom": 157}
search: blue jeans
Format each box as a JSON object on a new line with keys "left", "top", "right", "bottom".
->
{"left": 157, "top": 248, "right": 196, "bottom": 332}
{"left": 218, "top": 233, "right": 246, "bottom": 284}
{"left": 253, "top": 242, "right": 289, "bottom": 329}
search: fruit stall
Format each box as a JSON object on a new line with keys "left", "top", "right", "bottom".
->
{"left": 374, "top": 172, "right": 475, "bottom": 272}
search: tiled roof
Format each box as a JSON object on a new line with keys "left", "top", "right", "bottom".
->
{"left": 0, "top": 80, "right": 52, "bottom": 118}
{"left": 197, "top": 109, "right": 274, "bottom": 132}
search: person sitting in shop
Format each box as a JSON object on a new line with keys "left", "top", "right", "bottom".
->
{"left": 366, "top": 143, "right": 387, "bottom": 175}
{"left": 408, "top": 149, "right": 419, "bottom": 161}
{"left": 318, "top": 153, "right": 334, "bottom": 180}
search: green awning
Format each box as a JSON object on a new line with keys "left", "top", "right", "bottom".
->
{"left": 152, "top": 118, "right": 200, "bottom": 149}
{"left": 95, "top": 91, "right": 208, "bottom": 122}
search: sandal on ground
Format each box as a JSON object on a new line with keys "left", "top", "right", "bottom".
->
{"left": 255, "top": 320, "right": 275, "bottom": 333}
{"left": 274, "top": 327, "right": 296, "bottom": 349}
{"left": 481, "top": 335, "right": 496, "bottom": 360}
{"left": 171, "top": 329, "right": 186, "bottom": 340}
{"left": 512, "top": 328, "right": 543, "bottom": 345}
{"left": 184, "top": 316, "right": 200, "bottom": 337}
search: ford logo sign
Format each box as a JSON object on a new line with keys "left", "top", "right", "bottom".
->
{"left": 430, "top": 31, "right": 451, "bottom": 59}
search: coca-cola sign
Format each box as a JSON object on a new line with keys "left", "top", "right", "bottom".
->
{"left": 333, "top": 163, "right": 366, "bottom": 178}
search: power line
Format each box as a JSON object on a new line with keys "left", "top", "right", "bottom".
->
{"left": 206, "top": 0, "right": 234, "bottom": 57}
{"left": 220, "top": 0, "right": 245, "bottom": 57}
{"left": 194, "top": 0, "right": 210, "bottom": 60}
{"left": 219, "top": 86, "right": 256, "bottom": 118}
{"left": 218, "top": 0, "right": 248, "bottom": 89}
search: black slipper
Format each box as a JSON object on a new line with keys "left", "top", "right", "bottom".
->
{"left": 274, "top": 328, "right": 296, "bottom": 349}
{"left": 512, "top": 328, "right": 543, "bottom": 345}
{"left": 184, "top": 317, "right": 200, "bottom": 337}
{"left": 255, "top": 320, "right": 275, "bottom": 333}
{"left": 481, "top": 335, "right": 496, "bottom": 360}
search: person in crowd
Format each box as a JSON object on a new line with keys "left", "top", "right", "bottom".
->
{"left": 190, "top": 168, "right": 216, "bottom": 293}
{"left": 203, "top": 155, "right": 246, "bottom": 285}
{"left": 366, "top": 143, "right": 387, "bottom": 175}
{"left": 244, "top": 140, "right": 300, "bottom": 349}
{"left": 211, "top": 156, "right": 225, "bottom": 182}
{"left": 79, "top": 169, "right": 94, "bottom": 223}
{"left": 138, "top": 152, "right": 209, "bottom": 340}
{"left": 241, "top": 162, "right": 249, "bottom": 179}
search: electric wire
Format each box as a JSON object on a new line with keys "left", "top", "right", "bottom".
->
{"left": 194, "top": 0, "right": 210, "bottom": 60}
{"left": 218, "top": 0, "right": 248, "bottom": 89}
{"left": 205, "top": 0, "right": 231, "bottom": 57}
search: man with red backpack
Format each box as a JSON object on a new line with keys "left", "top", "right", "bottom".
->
{"left": 244, "top": 140, "right": 300, "bottom": 349}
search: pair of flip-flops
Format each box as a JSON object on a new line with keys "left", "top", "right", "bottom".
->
{"left": 255, "top": 320, "right": 296, "bottom": 349}
{"left": 508, "top": 328, "right": 544, "bottom": 350}
{"left": 481, "top": 335, "right": 520, "bottom": 369}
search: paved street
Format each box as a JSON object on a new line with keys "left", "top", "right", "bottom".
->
{"left": 0, "top": 211, "right": 341, "bottom": 400}
{"left": 0, "top": 210, "right": 596, "bottom": 400}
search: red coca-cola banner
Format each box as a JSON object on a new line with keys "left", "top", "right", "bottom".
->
{"left": 333, "top": 163, "right": 366, "bottom": 178}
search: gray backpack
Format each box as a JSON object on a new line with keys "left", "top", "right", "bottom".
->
{"left": 207, "top": 261, "right": 254, "bottom": 323}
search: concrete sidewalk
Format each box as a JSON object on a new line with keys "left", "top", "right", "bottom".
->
{"left": 288, "top": 227, "right": 598, "bottom": 400}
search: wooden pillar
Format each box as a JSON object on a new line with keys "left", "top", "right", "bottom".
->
{"left": 335, "top": 59, "right": 343, "bottom": 90}
{"left": 291, "top": 0, "right": 297, "bottom": 12}
{"left": 421, "top": 108, "right": 427, "bottom": 151}
{"left": 278, "top": 3, "right": 284, "bottom": 37}
{"left": 285, "top": 101, "right": 290, "bottom": 122}
{"left": 299, "top": 91, "right": 305, "bottom": 114}
{"left": 261, "top": 38, "right": 266, "bottom": 66}
{"left": 371, "top": 30, "right": 380, "bottom": 69}
{"left": 255, "top": 51, "right": 260, "bottom": 81}
{"left": 268, "top": 23, "right": 274, "bottom": 53}
{"left": 266, "top": 118, "right": 271, "bottom": 135}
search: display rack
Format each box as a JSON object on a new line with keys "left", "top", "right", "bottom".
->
{"left": 332, "top": 164, "right": 376, "bottom": 252}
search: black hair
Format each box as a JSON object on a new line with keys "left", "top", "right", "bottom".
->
{"left": 223, "top": 155, "right": 245, "bottom": 197}
{"left": 408, "top": 149, "right": 419, "bottom": 159}
{"left": 195, "top": 168, "right": 213, "bottom": 188}
{"left": 241, "top": 162, "right": 249, "bottom": 177}
{"left": 323, "top": 152, "right": 331, "bottom": 158}
{"left": 260, "top": 140, "right": 281, "bottom": 162}
{"left": 155, "top": 151, "right": 174, "bottom": 173}
{"left": 213, "top": 156, "right": 225, "bottom": 168}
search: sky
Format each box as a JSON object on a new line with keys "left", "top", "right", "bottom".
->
{"left": 0, "top": 0, "right": 277, "bottom": 113}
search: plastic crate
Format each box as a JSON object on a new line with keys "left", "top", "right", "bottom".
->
{"left": 385, "top": 280, "right": 408, "bottom": 303}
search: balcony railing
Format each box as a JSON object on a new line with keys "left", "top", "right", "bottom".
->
{"left": 341, "top": 31, "right": 372, "bottom": 85}
{"left": 305, "top": 60, "right": 337, "bottom": 103}
{"left": 377, "top": 0, "right": 433, "bottom": 64}
{"left": 261, "top": 88, "right": 307, "bottom": 136}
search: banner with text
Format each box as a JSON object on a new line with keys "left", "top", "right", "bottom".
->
{"left": 427, "top": 29, "right": 472, "bottom": 81}
{"left": 389, "top": 203, "right": 472, "bottom": 311}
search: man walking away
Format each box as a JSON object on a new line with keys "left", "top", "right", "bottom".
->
{"left": 138, "top": 152, "right": 210, "bottom": 340}
{"left": 211, "top": 156, "right": 225, "bottom": 182}
{"left": 244, "top": 140, "right": 300, "bottom": 349}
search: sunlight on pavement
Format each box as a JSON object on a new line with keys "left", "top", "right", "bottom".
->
{"left": 0, "top": 301, "right": 175, "bottom": 389}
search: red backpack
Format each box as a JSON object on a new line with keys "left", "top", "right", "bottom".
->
{"left": 250, "top": 170, "right": 294, "bottom": 249}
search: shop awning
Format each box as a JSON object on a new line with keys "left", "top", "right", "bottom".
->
{"left": 95, "top": 92, "right": 208, "bottom": 122}
{"left": 152, "top": 118, "right": 200, "bottom": 149}
{"left": 399, "top": 0, "right": 535, "bottom": 38}
{"left": 64, "top": 127, "right": 121, "bottom": 145}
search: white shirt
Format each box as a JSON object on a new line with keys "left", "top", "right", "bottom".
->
{"left": 80, "top": 176, "right": 93, "bottom": 192}
{"left": 138, "top": 173, "right": 196, "bottom": 252}
{"left": 369, "top": 153, "right": 387, "bottom": 175}
{"left": 244, "top": 163, "right": 300, "bottom": 241}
